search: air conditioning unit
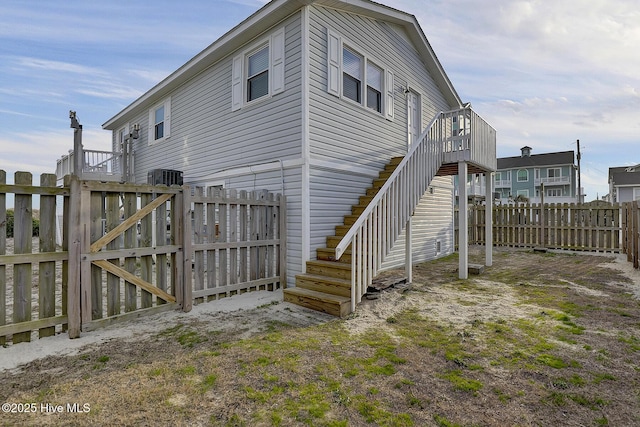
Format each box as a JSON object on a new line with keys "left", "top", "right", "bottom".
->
{"left": 147, "top": 169, "right": 183, "bottom": 186}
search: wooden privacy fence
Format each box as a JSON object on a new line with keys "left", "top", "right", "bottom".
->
{"left": 621, "top": 201, "right": 640, "bottom": 269}
{"left": 455, "top": 202, "right": 621, "bottom": 253}
{"left": 0, "top": 170, "right": 286, "bottom": 345}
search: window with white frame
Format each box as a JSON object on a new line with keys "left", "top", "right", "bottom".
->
{"left": 366, "top": 61, "right": 383, "bottom": 113}
{"left": 117, "top": 125, "right": 128, "bottom": 152}
{"left": 247, "top": 45, "right": 269, "bottom": 102}
{"left": 547, "top": 188, "right": 562, "bottom": 197}
{"left": 517, "top": 169, "right": 528, "bottom": 182}
{"left": 547, "top": 168, "right": 561, "bottom": 178}
{"left": 327, "top": 29, "right": 394, "bottom": 120}
{"left": 231, "top": 27, "right": 285, "bottom": 111}
{"left": 148, "top": 98, "right": 171, "bottom": 145}
{"left": 517, "top": 189, "right": 529, "bottom": 198}
{"left": 342, "top": 47, "right": 362, "bottom": 103}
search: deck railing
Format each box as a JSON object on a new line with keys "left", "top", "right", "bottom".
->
{"left": 56, "top": 149, "right": 128, "bottom": 182}
{"left": 334, "top": 106, "right": 496, "bottom": 311}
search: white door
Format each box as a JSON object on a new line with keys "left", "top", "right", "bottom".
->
{"left": 407, "top": 91, "right": 421, "bottom": 148}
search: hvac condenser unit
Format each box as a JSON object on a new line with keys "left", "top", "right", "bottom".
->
{"left": 147, "top": 169, "right": 183, "bottom": 186}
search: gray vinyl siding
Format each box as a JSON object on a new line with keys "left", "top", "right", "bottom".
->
{"left": 305, "top": 5, "right": 455, "bottom": 266}
{"left": 125, "top": 12, "right": 303, "bottom": 185}
{"left": 309, "top": 165, "right": 376, "bottom": 259}
{"left": 116, "top": 12, "right": 305, "bottom": 286}
{"left": 381, "top": 176, "right": 454, "bottom": 270}
{"left": 307, "top": 5, "right": 451, "bottom": 168}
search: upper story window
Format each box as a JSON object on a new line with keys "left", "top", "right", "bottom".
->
{"left": 366, "top": 62, "right": 383, "bottom": 113}
{"left": 327, "top": 29, "right": 394, "bottom": 120}
{"left": 342, "top": 47, "right": 362, "bottom": 103}
{"left": 247, "top": 45, "right": 269, "bottom": 102}
{"left": 232, "top": 27, "right": 285, "bottom": 111}
{"left": 117, "top": 125, "right": 128, "bottom": 152}
{"left": 148, "top": 98, "right": 171, "bottom": 145}
{"left": 517, "top": 169, "right": 528, "bottom": 182}
{"left": 548, "top": 168, "right": 561, "bottom": 178}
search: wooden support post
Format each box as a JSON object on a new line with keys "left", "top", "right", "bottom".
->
{"left": 180, "top": 186, "right": 193, "bottom": 311}
{"left": 485, "top": 172, "right": 493, "bottom": 267}
{"left": 0, "top": 170, "right": 5, "bottom": 345}
{"left": 279, "top": 194, "right": 287, "bottom": 288}
{"left": 67, "top": 175, "right": 81, "bottom": 338}
{"left": 405, "top": 216, "right": 412, "bottom": 284}
{"left": 459, "top": 162, "right": 468, "bottom": 279}
{"left": 79, "top": 181, "right": 92, "bottom": 326}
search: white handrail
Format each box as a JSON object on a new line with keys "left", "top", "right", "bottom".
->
{"left": 334, "top": 106, "right": 495, "bottom": 312}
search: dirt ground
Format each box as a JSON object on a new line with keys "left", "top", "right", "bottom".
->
{"left": 1, "top": 246, "right": 639, "bottom": 427}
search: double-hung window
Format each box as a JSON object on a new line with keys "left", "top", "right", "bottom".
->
{"left": 342, "top": 47, "right": 362, "bottom": 103}
{"left": 247, "top": 45, "right": 269, "bottom": 102}
{"left": 366, "top": 62, "right": 382, "bottom": 113}
{"left": 232, "top": 27, "right": 285, "bottom": 111}
{"left": 327, "top": 29, "right": 394, "bottom": 120}
{"left": 148, "top": 98, "right": 171, "bottom": 145}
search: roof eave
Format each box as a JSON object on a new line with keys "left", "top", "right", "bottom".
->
{"left": 103, "top": 0, "right": 462, "bottom": 130}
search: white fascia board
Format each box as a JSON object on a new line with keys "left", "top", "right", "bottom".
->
{"left": 103, "top": 0, "right": 309, "bottom": 130}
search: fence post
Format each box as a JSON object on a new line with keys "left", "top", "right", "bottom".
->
{"left": 180, "top": 186, "right": 193, "bottom": 312}
{"left": 67, "top": 175, "right": 81, "bottom": 338}
{"left": 0, "top": 171, "right": 5, "bottom": 345}
{"left": 279, "top": 194, "right": 287, "bottom": 287}
{"left": 634, "top": 201, "right": 639, "bottom": 269}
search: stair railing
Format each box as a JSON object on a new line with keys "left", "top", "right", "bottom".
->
{"left": 335, "top": 106, "right": 481, "bottom": 312}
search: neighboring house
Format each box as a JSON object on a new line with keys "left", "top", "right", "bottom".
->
{"left": 608, "top": 164, "right": 640, "bottom": 202}
{"left": 493, "top": 146, "right": 578, "bottom": 204}
{"left": 58, "top": 0, "right": 496, "bottom": 315}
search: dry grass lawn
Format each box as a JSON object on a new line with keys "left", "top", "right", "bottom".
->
{"left": 1, "top": 246, "right": 639, "bottom": 427}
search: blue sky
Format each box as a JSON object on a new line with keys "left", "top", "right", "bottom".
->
{"left": 1, "top": 0, "right": 638, "bottom": 200}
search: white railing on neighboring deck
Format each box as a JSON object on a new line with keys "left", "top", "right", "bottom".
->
{"left": 56, "top": 149, "right": 128, "bottom": 183}
{"left": 334, "top": 106, "right": 496, "bottom": 312}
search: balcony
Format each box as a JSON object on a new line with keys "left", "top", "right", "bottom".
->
{"left": 56, "top": 149, "right": 129, "bottom": 183}
{"left": 535, "top": 176, "right": 571, "bottom": 186}
{"left": 436, "top": 107, "right": 497, "bottom": 176}
{"left": 57, "top": 111, "right": 134, "bottom": 183}
{"left": 494, "top": 179, "right": 511, "bottom": 188}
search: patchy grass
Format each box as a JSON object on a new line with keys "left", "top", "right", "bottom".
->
{"left": 1, "top": 248, "right": 639, "bottom": 426}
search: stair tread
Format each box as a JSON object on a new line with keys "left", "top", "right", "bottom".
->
{"left": 296, "top": 273, "right": 351, "bottom": 285}
{"left": 307, "top": 259, "right": 351, "bottom": 269}
{"left": 284, "top": 287, "right": 350, "bottom": 303}
{"left": 317, "top": 246, "right": 352, "bottom": 253}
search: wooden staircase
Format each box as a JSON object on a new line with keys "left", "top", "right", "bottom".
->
{"left": 283, "top": 157, "right": 403, "bottom": 317}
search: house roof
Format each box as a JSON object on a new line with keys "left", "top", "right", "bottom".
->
{"left": 497, "top": 151, "right": 575, "bottom": 170}
{"left": 609, "top": 169, "right": 640, "bottom": 186}
{"left": 103, "top": 0, "right": 462, "bottom": 130}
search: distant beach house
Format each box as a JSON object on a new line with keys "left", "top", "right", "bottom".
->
{"left": 56, "top": 0, "right": 496, "bottom": 315}
{"left": 494, "top": 146, "right": 578, "bottom": 204}
{"left": 608, "top": 164, "right": 640, "bottom": 202}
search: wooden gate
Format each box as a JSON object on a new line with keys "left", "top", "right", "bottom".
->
{"left": 68, "top": 177, "right": 186, "bottom": 335}
{"left": 1, "top": 171, "right": 287, "bottom": 344}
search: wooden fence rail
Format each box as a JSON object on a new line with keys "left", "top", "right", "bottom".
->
{"left": 456, "top": 202, "right": 622, "bottom": 253}
{"left": 0, "top": 170, "right": 286, "bottom": 345}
